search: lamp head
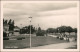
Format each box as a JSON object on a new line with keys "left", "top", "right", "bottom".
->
{"left": 29, "top": 17, "right": 32, "bottom": 21}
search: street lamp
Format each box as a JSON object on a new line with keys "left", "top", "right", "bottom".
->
{"left": 20, "top": 24, "right": 22, "bottom": 29}
{"left": 20, "top": 24, "right": 22, "bottom": 35}
{"left": 58, "top": 29, "right": 59, "bottom": 34}
{"left": 29, "top": 16, "right": 32, "bottom": 48}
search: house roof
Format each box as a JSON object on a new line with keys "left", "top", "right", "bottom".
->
{"left": 14, "top": 26, "right": 20, "bottom": 29}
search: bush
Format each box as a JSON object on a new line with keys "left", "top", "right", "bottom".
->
{"left": 22, "top": 37, "right": 25, "bottom": 39}
{"left": 56, "top": 36, "right": 59, "bottom": 39}
{"left": 3, "top": 32, "right": 7, "bottom": 37}
{"left": 60, "top": 38, "right": 63, "bottom": 40}
{"left": 75, "top": 38, "right": 77, "bottom": 41}
{"left": 17, "top": 37, "right": 25, "bottom": 40}
{"left": 17, "top": 38, "right": 22, "bottom": 40}
{"left": 3, "top": 37, "right": 9, "bottom": 40}
{"left": 36, "top": 31, "right": 45, "bottom": 36}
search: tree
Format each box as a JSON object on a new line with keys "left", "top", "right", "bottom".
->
{"left": 73, "top": 28, "right": 77, "bottom": 35}
{"left": 36, "top": 27, "right": 44, "bottom": 36}
{"left": 5, "top": 20, "right": 8, "bottom": 24}
{"left": 3, "top": 19, "right": 15, "bottom": 36}
{"left": 3, "top": 31, "right": 7, "bottom": 37}
{"left": 32, "top": 27, "right": 36, "bottom": 33}
{"left": 3, "top": 19, "right": 4, "bottom": 24}
{"left": 19, "top": 25, "right": 36, "bottom": 34}
{"left": 3, "top": 19, "right": 5, "bottom": 26}
{"left": 38, "top": 27, "right": 41, "bottom": 31}
{"left": 8, "top": 19, "right": 12, "bottom": 25}
{"left": 54, "top": 28, "right": 58, "bottom": 34}
{"left": 12, "top": 20, "right": 15, "bottom": 30}
{"left": 46, "top": 28, "right": 58, "bottom": 35}
{"left": 12, "top": 20, "right": 14, "bottom": 26}
{"left": 46, "top": 28, "right": 54, "bottom": 33}
{"left": 57, "top": 26, "right": 67, "bottom": 34}
{"left": 8, "top": 19, "right": 15, "bottom": 34}
{"left": 27, "top": 25, "right": 35, "bottom": 34}
{"left": 66, "top": 26, "right": 73, "bottom": 35}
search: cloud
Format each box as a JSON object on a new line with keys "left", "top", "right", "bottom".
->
{"left": 31, "top": 15, "right": 77, "bottom": 30}
{"left": 3, "top": 3, "right": 77, "bottom": 17}
{"left": 3, "top": 2, "right": 78, "bottom": 29}
{"left": 37, "top": 7, "right": 77, "bottom": 17}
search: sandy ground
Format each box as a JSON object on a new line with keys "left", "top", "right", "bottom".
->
{"left": 29, "top": 41, "right": 77, "bottom": 49}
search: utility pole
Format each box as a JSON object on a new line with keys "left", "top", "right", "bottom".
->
{"left": 29, "top": 16, "right": 32, "bottom": 48}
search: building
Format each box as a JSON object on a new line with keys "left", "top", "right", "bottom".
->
{"left": 14, "top": 26, "right": 20, "bottom": 36}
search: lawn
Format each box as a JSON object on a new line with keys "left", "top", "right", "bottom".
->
{"left": 3, "top": 36, "right": 67, "bottom": 49}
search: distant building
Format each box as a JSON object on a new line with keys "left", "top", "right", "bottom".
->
{"left": 14, "top": 26, "right": 20, "bottom": 36}
{"left": 14, "top": 26, "right": 20, "bottom": 32}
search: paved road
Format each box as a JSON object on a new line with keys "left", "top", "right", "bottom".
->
{"left": 29, "top": 41, "right": 77, "bottom": 49}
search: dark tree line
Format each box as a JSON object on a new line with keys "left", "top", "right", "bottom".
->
{"left": 36, "top": 27, "right": 45, "bottom": 36}
{"left": 8, "top": 19, "right": 14, "bottom": 31}
{"left": 46, "top": 26, "right": 77, "bottom": 35}
{"left": 19, "top": 25, "right": 36, "bottom": 34}
{"left": 3, "top": 19, "right": 15, "bottom": 31}
{"left": 20, "top": 25, "right": 77, "bottom": 36}
{"left": 3, "top": 18, "right": 77, "bottom": 37}
{"left": 46, "top": 28, "right": 57, "bottom": 34}
{"left": 3, "top": 19, "right": 15, "bottom": 37}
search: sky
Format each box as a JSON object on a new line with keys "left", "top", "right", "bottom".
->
{"left": 3, "top": 1, "right": 78, "bottom": 30}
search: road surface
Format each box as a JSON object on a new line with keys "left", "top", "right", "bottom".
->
{"left": 29, "top": 41, "right": 77, "bottom": 49}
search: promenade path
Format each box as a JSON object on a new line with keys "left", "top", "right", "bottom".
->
{"left": 30, "top": 41, "right": 77, "bottom": 49}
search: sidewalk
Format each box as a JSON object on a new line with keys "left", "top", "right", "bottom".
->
{"left": 29, "top": 41, "right": 77, "bottom": 49}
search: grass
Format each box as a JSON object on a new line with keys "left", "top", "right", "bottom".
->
{"left": 3, "top": 32, "right": 77, "bottom": 49}
{"left": 3, "top": 36, "right": 67, "bottom": 49}
{"left": 3, "top": 38, "right": 30, "bottom": 49}
{"left": 31, "top": 36, "right": 67, "bottom": 47}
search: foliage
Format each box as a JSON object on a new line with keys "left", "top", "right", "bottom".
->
{"left": 60, "top": 38, "right": 63, "bottom": 40}
{"left": 36, "top": 27, "right": 45, "bottom": 36}
{"left": 73, "top": 28, "right": 77, "bottom": 33}
{"left": 8, "top": 19, "right": 14, "bottom": 31}
{"left": 3, "top": 37, "right": 9, "bottom": 40}
{"left": 46, "top": 28, "right": 57, "bottom": 33}
{"left": 66, "top": 26, "right": 73, "bottom": 33}
{"left": 36, "top": 31, "right": 45, "bottom": 36}
{"left": 19, "top": 25, "right": 36, "bottom": 34}
{"left": 3, "top": 19, "right": 15, "bottom": 31}
{"left": 3, "top": 32, "right": 7, "bottom": 37}
{"left": 57, "top": 26, "right": 67, "bottom": 33}
{"left": 17, "top": 38, "right": 23, "bottom": 40}
{"left": 46, "top": 26, "right": 77, "bottom": 36}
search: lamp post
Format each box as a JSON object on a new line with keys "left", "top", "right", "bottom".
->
{"left": 29, "top": 16, "right": 32, "bottom": 48}
{"left": 20, "top": 24, "right": 22, "bottom": 34}
{"left": 58, "top": 29, "right": 59, "bottom": 34}
{"left": 20, "top": 24, "right": 22, "bottom": 28}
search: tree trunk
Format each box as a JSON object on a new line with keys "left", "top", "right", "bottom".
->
{"left": 68, "top": 32, "right": 70, "bottom": 42}
{"left": 75, "top": 32, "right": 77, "bottom": 41}
{"left": 69, "top": 33, "right": 70, "bottom": 36}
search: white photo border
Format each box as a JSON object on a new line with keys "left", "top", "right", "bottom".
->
{"left": 0, "top": 0, "right": 80, "bottom": 52}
